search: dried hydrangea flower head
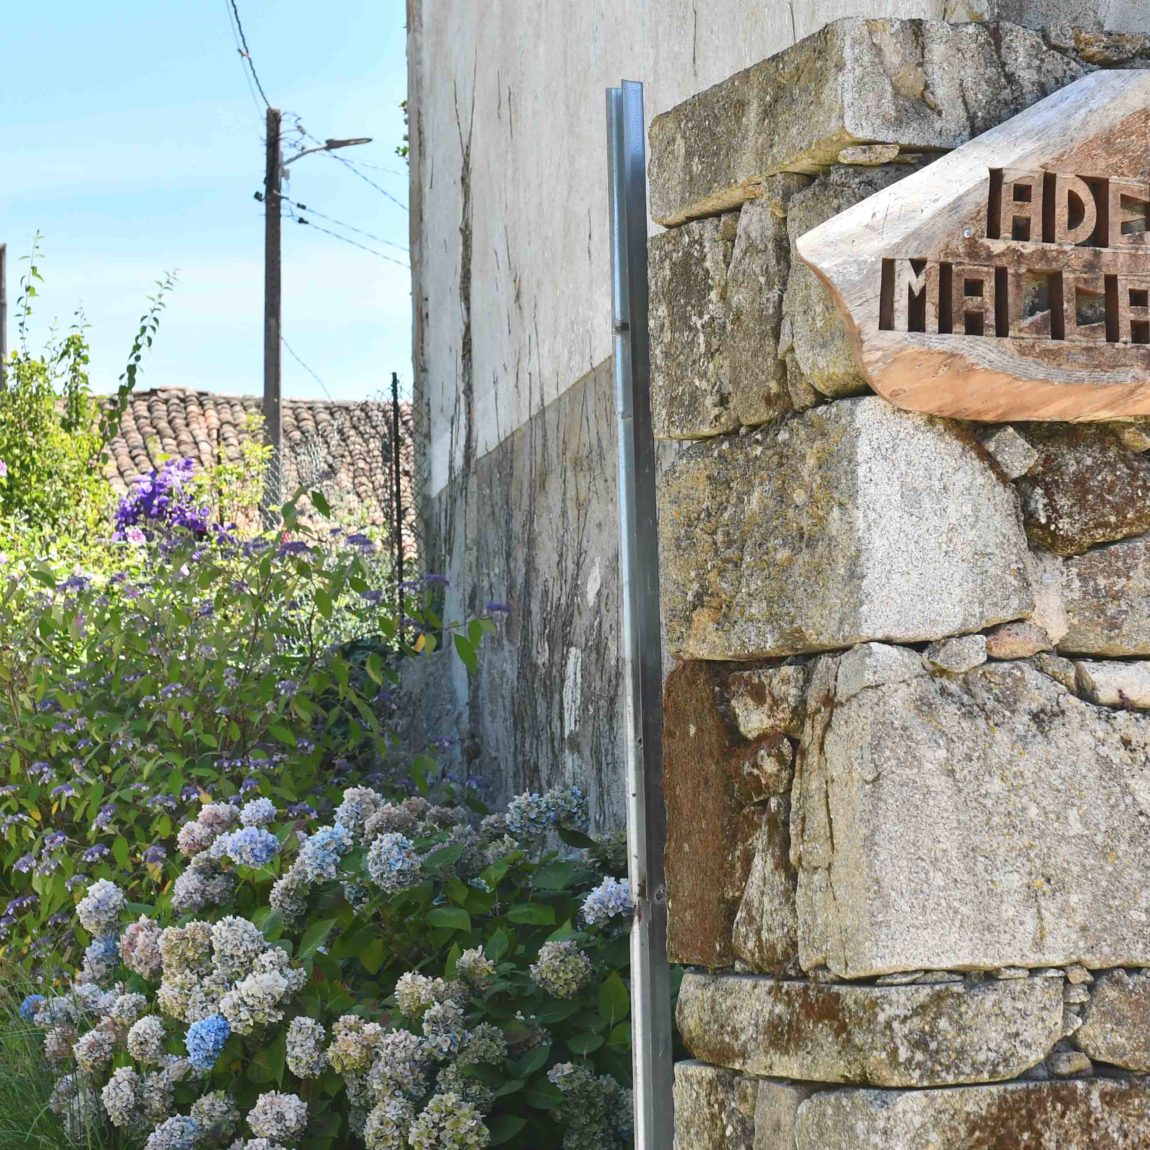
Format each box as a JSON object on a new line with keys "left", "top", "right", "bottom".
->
{"left": 191, "top": 1091, "right": 240, "bottom": 1142}
{"left": 210, "top": 916, "right": 268, "bottom": 980}
{"left": 455, "top": 948, "right": 496, "bottom": 988}
{"left": 144, "top": 1114, "right": 200, "bottom": 1150}
{"left": 363, "top": 1096, "right": 414, "bottom": 1150}
{"left": 101, "top": 1066, "right": 143, "bottom": 1129}
{"left": 394, "top": 973, "right": 456, "bottom": 1020}
{"left": 127, "top": 1015, "right": 168, "bottom": 1065}
{"left": 76, "top": 879, "right": 127, "bottom": 936}
{"left": 327, "top": 1015, "right": 385, "bottom": 1076}
{"left": 246, "top": 1092, "right": 308, "bottom": 1142}
{"left": 121, "top": 916, "right": 164, "bottom": 980}
{"left": 407, "top": 1091, "right": 490, "bottom": 1150}
{"left": 529, "top": 940, "right": 593, "bottom": 999}
{"left": 285, "top": 1016, "right": 328, "bottom": 1079}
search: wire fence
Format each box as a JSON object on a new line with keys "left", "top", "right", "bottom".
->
{"left": 281, "top": 376, "right": 423, "bottom": 588}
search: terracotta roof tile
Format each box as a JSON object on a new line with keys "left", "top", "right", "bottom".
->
{"left": 100, "top": 387, "right": 416, "bottom": 551}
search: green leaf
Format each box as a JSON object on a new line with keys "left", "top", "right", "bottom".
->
{"left": 486, "top": 927, "right": 510, "bottom": 961}
{"left": 360, "top": 938, "right": 386, "bottom": 975}
{"left": 534, "top": 999, "right": 582, "bottom": 1024}
{"left": 426, "top": 906, "right": 471, "bottom": 933}
{"left": 567, "top": 1032, "right": 605, "bottom": 1055}
{"left": 557, "top": 826, "right": 596, "bottom": 849}
{"left": 516, "top": 1043, "right": 551, "bottom": 1077}
{"left": 247, "top": 1029, "right": 287, "bottom": 1084}
{"left": 423, "top": 842, "right": 465, "bottom": 872}
{"left": 269, "top": 724, "right": 297, "bottom": 747}
{"left": 606, "top": 1021, "right": 632, "bottom": 1051}
{"left": 310, "top": 490, "right": 332, "bottom": 518}
{"left": 453, "top": 632, "right": 477, "bottom": 674}
{"left": 298, "top": 918, "right": 337, "bottom": 959}
{"left": 487, "top": 1116, "right": 528, "bottom": 1145}
{"left": 507, "top": 903, "right": 555, "bottom": 925}
{"left": 522, "top": 1080, "right": 566, "bottom": 1111}
{"left": 530, "top": 861, "right": 586, "bottom": 891}
{"left": 598, "top": 971, "right": 631, "bottom": 1025}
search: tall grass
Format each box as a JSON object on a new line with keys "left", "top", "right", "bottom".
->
{"left": 0, "top": 975, "right": 118, "bottom": 1150}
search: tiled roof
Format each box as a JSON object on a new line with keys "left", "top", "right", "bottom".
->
{"left": 101, "top": 388, "right": 415, "bottom": 545}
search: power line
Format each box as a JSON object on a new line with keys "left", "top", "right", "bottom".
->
{"left": 324, "top": 151, "right": 409, "bottom": 212}
{"left": 282, "top": 335, "right": 334, "bottom": 401}
{"left": 275, "top": 201, "right": 409, "bottom": 268}
{"left": 339, "top": 158, "right": 407, "bottom": 178}
{"left": 293, "top": 215, "right": 410, "bottom": 268}
{"left": 285, "top": 198, "right": 408, "bottom": 254}
{"left": 226, "top": 0, "right": 272, "bottom": 109}
{"left": 289, "top": 119, "right": 408, "bottom": 213}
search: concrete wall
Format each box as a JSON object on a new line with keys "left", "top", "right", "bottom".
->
{"left": 405, "top": 0, "right": 1149, "bottom": 827}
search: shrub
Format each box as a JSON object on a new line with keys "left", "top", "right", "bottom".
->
{"left": 0, "top": 238, "right": 174, "bottom": 558}
{"left": 0, "top": 492, "right": 464, "bottom": 969}
{"left": 23, "top": 782, "right": 634, "bottom": 1150}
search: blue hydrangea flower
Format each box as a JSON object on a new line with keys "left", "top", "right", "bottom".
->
{"left": 223, "top": 827, "right": 280, "bottom": 868}
{"left": 297, "top": 824, "right": 352, "bottom": 882}
{"left": 186, "top": 1013, "right": 231, "bottom": 1071}
{"left": 581, "top": 877, "right": 633, "bottom": 927}
{"left": 365, "top": 833, "right": 422, "bottom": 893}
{"left": 18, "top": 994, "right": 45, "bottom": 1021}
{"left": 240, "top": 797, "right": 277, "bottom": 828}
{"left": 505, "top": 786, "right": 588, "bottom": 840}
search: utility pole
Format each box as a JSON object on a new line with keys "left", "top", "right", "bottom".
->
{"left": 0, "top": 243, "right": 8, "bottom": 387}
{"left": 262, "top": 107, "right": 283, "bottom": 513}
{"left": 260, "top": 117, "right": 371, "bottom": 516}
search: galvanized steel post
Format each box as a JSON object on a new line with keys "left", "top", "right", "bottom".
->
{"left": 606, "top": 79, "right": 675, "bottom": 1150}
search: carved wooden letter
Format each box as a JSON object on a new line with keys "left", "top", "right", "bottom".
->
{"left": 1064, "top": 273, "right": 1108, "bottom": 342}
{"left": 1108, "top": 179, "right": 1150, "bottom": 248}
{"left": 1051, "top": 173, "right": 1098, "bottom": 246}
{"left": 998, "top": 169, "right": 1044, "bottom": 243}
{"left": 1117, "top": 275, "right": 1150, "bottom": 344}
{"left": 891, "top": 258, "right": 938, "bottom": 333}
{"left": 953, "top": 265, "right": 996, "bottom": 337}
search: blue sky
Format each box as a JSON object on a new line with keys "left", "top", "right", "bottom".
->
{"left": 2, "top": 0, "right": 410, "bottom": 403}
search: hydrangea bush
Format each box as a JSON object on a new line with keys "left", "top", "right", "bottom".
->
{"left": 0, "top": 476, "right": 486, "bottom": 968}
{"left": 23, "top": 783, "right": 635, "bottom": 1149}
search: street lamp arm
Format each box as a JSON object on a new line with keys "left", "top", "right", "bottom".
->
{"left": 283, "top": 137, "right": 373, "bottom": 167}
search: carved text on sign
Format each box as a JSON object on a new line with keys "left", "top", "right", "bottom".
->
{"left": 880, "top": 170, "right": 1150, "bottom": 345}
{"left": 795, "top": 70, "right": 1150, "bottom": 422}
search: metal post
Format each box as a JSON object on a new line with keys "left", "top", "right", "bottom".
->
{"left": 391, "top": 371, "right": 406, "bottom": 631}
{"left": 606, "top": 80, "right": 675, "bottom": 1150}
{"left": 0, "top": 243, "right": 7, "bottom": 386}
{"left": 263, "top": 106, "right": 283, "bottom": 512}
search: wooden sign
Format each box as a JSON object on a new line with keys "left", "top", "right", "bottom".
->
{"left": 797, "top": 70, "right": 1150, "bottom": 422}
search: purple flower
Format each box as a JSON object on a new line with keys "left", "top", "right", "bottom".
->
{"left": 14, "top": 853, "right": 37, "bottom": 874}
{"left": 143, "top": 844, "right": 167, "bottom": 865}
{"left": 50, "top": 784, "right": 76, "bottom": 799}
{"left": 114, "top": 458, "right": 210, "bottom": 539}
{"left": 28, "top": 762, "right": 54, "bottom": 784}
{"left": 82, "top": 844, "right": 110, "bottom": 863}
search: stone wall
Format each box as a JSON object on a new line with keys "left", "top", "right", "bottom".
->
{"left": 652, "top": 19, "right": 1150, "bottom": 1147}
{"left": 406, "top": 0, "right": 1150, "bottom": 828}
